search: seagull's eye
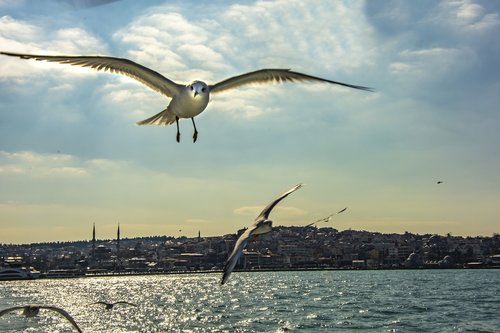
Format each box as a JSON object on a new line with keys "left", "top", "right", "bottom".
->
{"left": 190, "top": 85, "right": 193, "bottom": 90}
{"left": 201, "top": 87, "right": 206, "bottom": 93}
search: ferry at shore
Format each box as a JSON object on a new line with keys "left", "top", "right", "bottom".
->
{"left": 45, "top": 269, "right": 85, "bottom": 279}
{"left": 0, "top": 267, "right": 41, "bottom": 280}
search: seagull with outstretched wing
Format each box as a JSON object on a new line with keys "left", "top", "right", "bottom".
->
{"left": 90, "top": 301, "right": 137, "bottom": 310}
{"left": 1, "top": 51, "right": 372, "bottom": 142}
{"left": 221, "top": 183, "right": 303, "bottom": 285}
{"left": 0, "top": 305, "right": 82, "bottom": 332}
{"left": 304, "top": 207, "right": 347, "bottom": 227}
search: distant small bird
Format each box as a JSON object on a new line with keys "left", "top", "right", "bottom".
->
{"left": 0, "top": 51, "right": 372, "bottom": 143}
{"left": 0, "top": 305, "right": 82, "bottom": 332}
{"left": 221, "top": 183, "right": 303, "bottom": 285}
{"left": 304, "top": 207, "right": 347, "bottom": 227}
{"left": 437, "top": 181, "right": 443, "bottom": 184}
{"left": 90, "top": 301, "right": 137, "bottom": 310}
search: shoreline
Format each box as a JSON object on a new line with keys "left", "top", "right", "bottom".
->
{"left": 3, "top": 265, "right": 498, "bottom": 281}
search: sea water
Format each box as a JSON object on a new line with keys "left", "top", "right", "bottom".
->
{"left": 0, "top": 269, "right": 498, "bottom": 332}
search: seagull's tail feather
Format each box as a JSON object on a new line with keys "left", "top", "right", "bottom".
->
{"left": 136, "top": 107, "right": 176, "bottom": 126}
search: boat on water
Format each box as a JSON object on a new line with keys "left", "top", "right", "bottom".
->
{"left": 45, "top": 269, "right": 85, "bottom": 278}
{"left": 0, "top": 267, "right": 41, "bottom": 280}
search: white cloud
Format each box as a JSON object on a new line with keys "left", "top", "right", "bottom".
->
{"left": 113, "top": 12, "right": 216, "bottom": 76}
{"left": 210, "top": 87, "right": 283, "bottom": 119}
{"left": 389, "top": 47, "right": 471, "bottom": 79}
{"left": 220, "top": 1, "right": 376, "bottom": 70}
{"left": 456, "top": 1, "right": 484, "bottom": 21}
{"left": 49, "top": 27, "right": 105, "bottom": 54}
{"left": 0, "top": 16, "right": 107, "bottom": 78}
{"left": 430, "top": 0, "right": 500, "bottom": 33}
{"left": 0, "top": 15, "right": 39, "bottom": 40}
{"left": 450, "top": 0, "right": 499, "bottom": 31}
{"left": 0, "top": 150, "right": 73, "bottom": 163}
{"left": 109, "top": 1, "right": 377, "bottom": 120}
{"left": 0, "top": 150, "right": 127, "bottom": 178}
{"left": 86, "top": 158, "right": 128, "bottom": 171}
{"left": 0, "top": 164, "right": 24, "bottom": 174}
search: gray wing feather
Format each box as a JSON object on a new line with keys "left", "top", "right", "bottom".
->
{"left": 221, "top": 183, "right": 303, "bottom": 285}
{"left": 0, "top": 306, "right": 24, "bottom": 317}
{"left": 209, "top": 69, "right": 373, "bottom": 93}
{"left": 255, "top": 183, "right": 303, "bottom": 222}
{"left": 305, "top": 214, "right": 333, "bottom": 227}
{"left": 41, "top": 306, "right": 82, "bottom": 333}
{"left": 305, "top": 207, "right": 347, "bottom": 227}
{"left": 115, "top": 301, "right": 137, "bottom": 307}
{"left": 0, "top": 52, "right": 183, "bottom": 98}
{"left": 221, "top": 225, "right": 257, "bottom": 285}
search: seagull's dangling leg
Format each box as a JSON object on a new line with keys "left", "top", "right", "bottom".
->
{"left": 175, "top": 116, "right": 180, "bottom": 143}
{"left": 191, "top": 118, "right": 198, "bottom": 143}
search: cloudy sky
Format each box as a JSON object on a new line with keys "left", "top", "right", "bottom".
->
{"left": 1, "top": 0, "right": 499, "bottom": 243}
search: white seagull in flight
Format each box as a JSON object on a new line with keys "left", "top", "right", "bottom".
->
{"left": 0, "top": 51, "right": 372, "bottom": 143}
{"left": 0, "top": 305, "right": 82, "bottom": 332}
{"left": 304, "top": 207, "right": 347, "bottom": 227}
{"left": 90, "top": 301, "right": 137, "bottom": 310}
{"left": 221, "top": 183, "right": 303, "bottom": 285}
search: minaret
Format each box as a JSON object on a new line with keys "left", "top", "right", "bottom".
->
{"left": 116, "top": 223, "right": 121, "bottom": 255}
{"left": 116, "top": 223, "right": 121, "bottom": 271}
{"left": 92, "top": 223, "right": 96, "bottom": 260}
{"left": 198, "top": 230, "right": 201, "bottom": 240}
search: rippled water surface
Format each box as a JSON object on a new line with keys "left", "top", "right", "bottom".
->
{"left": 0, "top": 269, "right": 498, "bottom": 332}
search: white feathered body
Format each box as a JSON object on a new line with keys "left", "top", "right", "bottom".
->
{"left": 137, "top": 83, "right": 210, "bottom": 126}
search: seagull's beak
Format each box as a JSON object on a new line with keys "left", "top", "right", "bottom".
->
{"left": 193, "top": 91, "right": 198, "bottom": 98}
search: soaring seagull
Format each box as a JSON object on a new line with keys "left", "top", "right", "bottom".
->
{"left": 0, "top": 51, "right": 372, "bottom": 143}
{"left": 90, "top": 301, "right": 137, "bottom": 310}
{"left": 0, "top": 305, "right": 82, "bottom": 333}
{"left": 221, "top": 183, "right": 303, "bottom": 285}
{"left": 304, "top": 207, "right": 347, "bottom": 227}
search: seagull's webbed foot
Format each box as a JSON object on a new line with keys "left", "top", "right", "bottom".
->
{"left": 191, "top": 118, "right": 198, "bottom": 143}
{"left": 175, "top": 116, "right": 180, "bottom": 143}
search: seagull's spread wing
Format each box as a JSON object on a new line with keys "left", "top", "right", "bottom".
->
{"left": 209, "top": 69, "right": 373, "bottom": 94}
{"left": 90, "top": 301, "right": 109, "bottom": 306}
{"left": 305, "top": 214, "right": 333, "bottom": 227}
{"left": 305, "top": 207, "right": 347, "bottom": 227}
{"left": 41, "top": 306, "right": 82, "bottom": 333}
{"left": 0, "top": 52, "right": 183, "bottom": 98}
{"left": 337, "top": 207, "right": 347, "bottom": 214}
{"left": 221, "top": 184, "right": 302, "bottom": 285}
{"left": 255, "top": 183, "right": 303, "bottom": 222}
{"left": 0, "top": 306, "right": 24, "bottom": 317}
{"left": 115, "top": 301, "right": 137, "bottom": 307}
{"left": 221, "top": 224, "right": 259, "bottom": 285}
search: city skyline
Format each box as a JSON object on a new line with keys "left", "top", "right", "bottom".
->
{"left": 1, "top": 1, "right": 500, "bottom": 243}
{"left": 2, "top": 220, "right": 498, "bottom": 246}
{"left": 2, "top": 225, "right": 498, "bottom": 275}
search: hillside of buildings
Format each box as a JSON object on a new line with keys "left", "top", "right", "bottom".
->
{"left": 1, "top": 227, "right": 499, "bottom": 276}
